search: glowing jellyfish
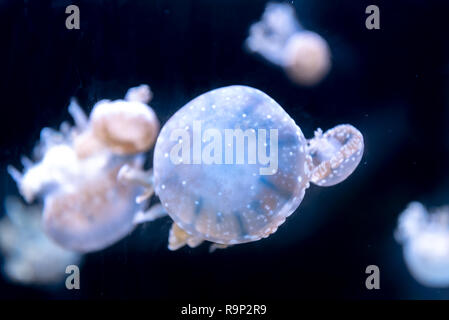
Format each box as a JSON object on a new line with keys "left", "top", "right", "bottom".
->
{"left": 396, "top": 202, "right": 449, "bottom": 287}
{"left": 123, "top": 85, "right": 363, "bottom": 251}
{"left": 0, "top": 197, "right": 82, "bottom": 285}
{"left": 245, "top": 2, "right": 331, "bottom": 86}
{"left": 8, "top": 85, "right": 161, "bottom": 252}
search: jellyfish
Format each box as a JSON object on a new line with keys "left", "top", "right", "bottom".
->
{"left": 122, "top": 85, "right": 363, "bottom": 251}
{"left": 8, "top": 85, "right": 161, "bottom": 252}
{"left": 0, "top": 197, "right": 82, "bottom": 285}
{"left": 245, "top": 2, "right": 331, "bottom": 86}
{"left": 396, "top": 202, "right": 449, "bottom": 287}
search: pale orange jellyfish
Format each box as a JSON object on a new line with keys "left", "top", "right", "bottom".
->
{"left": 246, "top": 2, "right": 331, "bottom": 86}
{"left": 8, "top": 85, "right": 161, "bottom": 252}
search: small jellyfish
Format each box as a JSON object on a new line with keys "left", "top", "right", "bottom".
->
{"left": 124, "top": 85, "right": 363, "bottom": 251}
{"left": 0, "top": 197, "right": 82, "bottom": 285}
{"left": 245, "top": 2, "right": 331, "bottom": 86}
{"left": 8, "top": 85, "right": 161, "bottom": 252}
{"left": 396, "top": 202, "right": 449, "bottom": 287}
{"left": 308, "top": 125, "right": 364, "bottom": 186}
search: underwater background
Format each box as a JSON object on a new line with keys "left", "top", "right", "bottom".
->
{"left": 0, "top": 0, "right": 449, "bottom": 299}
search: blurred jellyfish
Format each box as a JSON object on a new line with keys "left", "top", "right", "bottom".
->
{"left": 75, "top": 84, "right": 159, "bottom": 158}
{"left": 245, "top": 2, "right": 331, "bottom": 86}
{"left": 396, "top": 202, "right": 449, "bottom": 287}
{"left": 122, "top": 85, "right": 364, "bottom": 251}
{"left": 0, "top": 197, "right": 81, "bottom": 285}
{"left": 8, "top": 85, "right": 161, "bottom": 252}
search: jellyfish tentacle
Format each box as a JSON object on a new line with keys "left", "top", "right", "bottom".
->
{"left": 136, "top": 189, "right": 154, "bottom": 204}
{"left": 7, "top": 165, "right": 23, "bottom": 186}
{"left": 59, "top": 121, "right": 71, "bottom": 137}
{"left": 39, "top": 127, "right": 66, "bottom": 149}
{"left": 307, "top": 124, "right": 364, "bottom": 187}
{"left": 68, "top": 98, "right": 88, "bottom": 130}
{"left": 209, "top": 243, "right": 230, "bottom": 253}
{"left": 133, "top": 203, "right": 167, "bottom": 225}
{"left": 7, "top": 165, "right": 37, "bottom": 203}
{"left": 20, "top": 156, "right": 33, "bottom": 169}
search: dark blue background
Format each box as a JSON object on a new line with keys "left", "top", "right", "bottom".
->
{"left": 0, "top": 0, "right": 449, "bottom": 299}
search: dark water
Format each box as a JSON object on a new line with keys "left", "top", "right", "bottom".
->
{"left": 0, "top": 0, "right": 449, "bottom": 300}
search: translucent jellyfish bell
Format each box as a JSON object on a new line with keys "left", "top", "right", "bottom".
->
{"left": 89, "top": 85, "right": 159, "bottom": 155}
{"left": 154, "top": 85, "right": 309, "bottom": 247}
{"left": 0, "top": 197, "right": 82, "bottom": 285}
{"left": 127, "top": 85, "right": 364, "bottom": 251}
{"left": 75, "top": 84, "right": 160, "bottom": 157}
{"left": 41, "top": 156, "right": 146, "bottom": 252}
{"left": 246, "top": 2, "right": 331, "bottom": 86}
{"left": 8, "top": 85, "right": 161, "bottom": 253}
{"left": 308, "top": 125, "right": 364, "bottom": 186}
{"left": 396, "top": 202, "right": 449, "bottom": 287}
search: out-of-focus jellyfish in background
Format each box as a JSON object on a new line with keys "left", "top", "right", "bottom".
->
{"left": 0, "top": 197, "right": 81, "bottom": 285}
{"left": 396, "top": 202, "right": 449, "bottom": 287}
{"left": 8, "top": 85, "right": 160, "bottom": 253}
{"left": 245, "top": 2, "right": 331, "bottom": 86}
{"left": 122, "top": 85, "right": 364, "bottom": 251}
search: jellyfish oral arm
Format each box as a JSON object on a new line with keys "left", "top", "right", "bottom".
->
{"left": 118, "top": 164, "right": 154, "bottom": 203}
{"left": 167, "top": 222, "right": 231, "bottom": 252}
{"left": 168, "top": 222, "right": 204, "bottom": 251}
{"left": 68, "top": 99, "right": 88, "bottom": 130}
{"left": 306, "top": 124, "right": 364, "bottom": 187}
{"left": 7, "top": 166, "right": 23, "bottom": 189}
{"left": 118, "top": 165, "right": 169, "bottom": 225}
{"left": 133, "top": 203, "right": 167, "bottom": 225}
{"left": 209, "top": 243, "right": 230, "bottom": 253}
